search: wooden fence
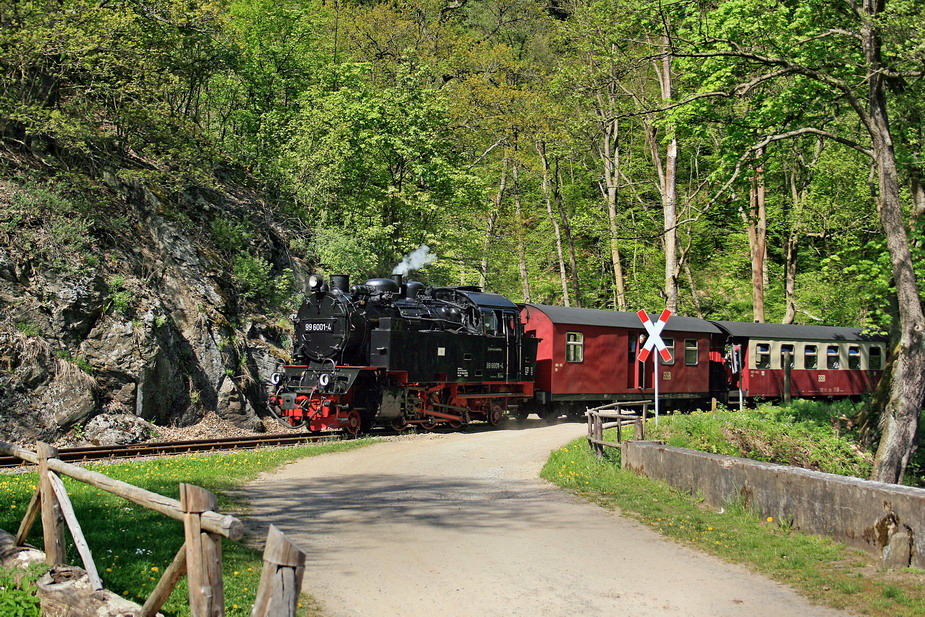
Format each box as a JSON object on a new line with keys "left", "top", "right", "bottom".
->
{"left": 0, "top": 440, "right": 305, "bottom": 617}
{"left": 585, "top": 401, "right": 652, "bottom": 458}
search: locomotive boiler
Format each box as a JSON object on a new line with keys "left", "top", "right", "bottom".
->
{"left": 268, "top": 274, "right": 538, "bottom": 433}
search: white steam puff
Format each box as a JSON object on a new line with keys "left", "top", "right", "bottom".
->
{"left": 392, "top": 244, "right": 437, "bottom": 275}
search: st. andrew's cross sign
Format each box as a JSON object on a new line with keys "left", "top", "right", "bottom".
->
{"left": 635, "top": 308, "right": 672, "bottom": 424}
{"left": 635, "top": 308, "right": 673, "bottom": 363}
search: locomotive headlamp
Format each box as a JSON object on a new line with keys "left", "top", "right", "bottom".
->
{"left": 308, "top": 274, "right": 324, "bottom": 291}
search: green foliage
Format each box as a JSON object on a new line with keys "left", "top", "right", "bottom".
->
{"left": 210, "top": 219, "right": 253, "bottom": 252}
{"left": 14, "top": 323, "right": 40, "bottom": 338}
{"left": 233, "top": 254, "right": 294, "bottom": 306}
{"left": 107, "top": 275, "right": 133, "bottom": 317}
{"left": 54, "top": 350, "right": 93, "bottom": 374}
{"left": 0, "top": 565, "right": 44, "bottom": 617}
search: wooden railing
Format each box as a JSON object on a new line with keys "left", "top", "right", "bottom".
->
{"left": 586, "top": 401, "right": 652, "bottom": 458}
{"left": 0, "top": 440, "right": 305, "bottom": 617}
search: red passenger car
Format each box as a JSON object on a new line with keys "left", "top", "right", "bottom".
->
{"left": 519, "top": 304, "right": 725, "bottom": 417}
{"left": 715, "top": 321, "right": 887, "bottom": 400}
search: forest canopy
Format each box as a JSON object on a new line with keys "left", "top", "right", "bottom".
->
{"left": 3, "top": 0, "right": 922, "bottom": 327}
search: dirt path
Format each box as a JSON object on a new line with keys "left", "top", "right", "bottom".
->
{"left": 239, "top": 422, "right": 852, "bottom": 617}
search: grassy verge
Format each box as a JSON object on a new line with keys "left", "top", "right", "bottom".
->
{"left": 542, "top": 433, "right": 925, "bottom": 617}
{"left": 0, "top": 438, "right": 375, "bottom": 616}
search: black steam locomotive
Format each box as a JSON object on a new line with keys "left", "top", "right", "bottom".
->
{"left": 268, "top": 274, "right": 539, "bottom": 433}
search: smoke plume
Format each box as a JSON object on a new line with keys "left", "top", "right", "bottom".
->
{"left": 392, "top": 244, "right": 437, "bottom": 276}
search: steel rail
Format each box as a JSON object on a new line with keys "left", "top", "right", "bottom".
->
{"left": 0, "top": 432, "right": 335, "bottom": 469}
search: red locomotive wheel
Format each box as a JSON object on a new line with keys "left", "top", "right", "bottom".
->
{"left": 421, "top": 417, "right": 439, "bottom": 431}
{"left": 391, "top": 417, "right": 409, "bottom": 432}
{"left": 344, "top": 410, "right": 362, "bottom": 435}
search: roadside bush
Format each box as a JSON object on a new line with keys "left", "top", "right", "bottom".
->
{"left": 647, "top": 400, "right": 875, "bottom": 480}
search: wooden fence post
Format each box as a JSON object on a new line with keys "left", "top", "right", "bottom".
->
{"left": 37, "top": 442, "right": 66, "bottom": 566}
{"left": 634, "top": 418, "right": 645, "bottom": 440}
{"left": 593, "top": 413, "right": 604, "bottom": 458}
{"left": 180, "top": 484, "right": 224, "bottom": 617}
{"left": 251, "top": 525, "right": 306, "bottom": 617}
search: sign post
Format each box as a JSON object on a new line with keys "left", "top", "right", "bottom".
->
{"left": 636, "top": 309, "right": 672, "bottom": 426}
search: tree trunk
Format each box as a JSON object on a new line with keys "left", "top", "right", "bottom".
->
{"left": 599, "top": 116, "right": 627, "bottom": 311}
{"left": 537, "top": 141, "right": 571, "bottom": 306}
{"left": 512, "top": 160, "right": 531, "bottom": 303}
{"left": 480, "top": 158, "right": 507, "bottom": 290}
{"left": 783, "top": 167, "right": 802, "bottom": 324}
{"left": 555, "top": 159, "right": 582, "bottom": 307}
{"left": 863, "top": 0, "right": 925, "bottom": 483}
{"left": 655, "top": 35, "right": 680, "bottom": 312}
{"left": 741, "top": 149, "right": 767, "bottom": 322}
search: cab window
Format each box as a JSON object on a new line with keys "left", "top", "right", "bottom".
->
{"left": 566, "top": 332, "right": 584, "bottom": 363}
{"left": 482, "top": 310, "right": 501, "bottom": 336}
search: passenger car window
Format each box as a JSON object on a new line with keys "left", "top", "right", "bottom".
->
{"left": 661, "top": 337, "right": 675, "bottom": 364}
{"left": 848, "top": 346, "right": 861, "bottom": 370}
{"left": 827, "top": 345, "right": 840, "bottom": 369}
{"left": 870, "top": 346, "right": 883, "bottom": 370}
{"left": 566, "top": 332, "right": 584, "bottom": 363}
{"left": 685, "top": 339, "right": 698, "bottom": 365}
{"left": 804, "top": 344, "right": 818, "bottom": 369}
{"left": 755, "top": 343, "right": 771, "bottom": 369}
{"left": 780, "top": 344, "right": 795, "bottom": 369}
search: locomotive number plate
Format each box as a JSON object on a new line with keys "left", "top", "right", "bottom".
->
{"left": 304, "top": 321, "right": 334, "bottom": 332}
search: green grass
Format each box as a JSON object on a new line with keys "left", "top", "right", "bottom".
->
{"left": 542, "top": 434, "right": 925, "bottom": 617}
{"left": 0, "top": 439, "right": 374, "bottom": 616}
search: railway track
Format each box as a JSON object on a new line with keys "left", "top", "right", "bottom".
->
{"left": 0, "top": 432, "right": 338, "bottom": 469}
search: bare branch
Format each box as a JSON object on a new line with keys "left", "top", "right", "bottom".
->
{"left": 795, "top": 29, "right": 862, "bottom": 44}
{"left": 467, "top": 137, "right": 507, "bottom": 169}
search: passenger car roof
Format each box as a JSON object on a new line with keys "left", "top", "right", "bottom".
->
{"left": 522, "top": 304, "right": 722, "bottom": 334}
{"left": 711, "top": 321, "right": 885, "bottom": 342}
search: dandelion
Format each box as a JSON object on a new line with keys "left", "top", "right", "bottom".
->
{"left": 151, "top": 566, "right": 159, "bottom": 572}
{"left": 767, "top": 516, "right": 774, "bottom": 523}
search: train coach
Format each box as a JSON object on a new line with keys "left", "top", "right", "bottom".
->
{"left": 519, "top": 303, "right": 887, "bottom": 414}
{"left": 715, "top": 321, "right": 887, "bottom": 401}
{"left": 518, "top": 304, "right": 726, "bottom": 417}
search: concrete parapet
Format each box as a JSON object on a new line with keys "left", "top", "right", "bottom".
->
{"left": 621, "top": 440, "right": 925, "bottom": 568}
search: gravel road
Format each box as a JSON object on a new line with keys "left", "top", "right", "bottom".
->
{"left": 239, "top": 422, "right": 851, "bottom": 617}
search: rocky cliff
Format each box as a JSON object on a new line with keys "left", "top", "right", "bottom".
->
{"left": 0, "top": 168, "right": 308, "bottom": 444}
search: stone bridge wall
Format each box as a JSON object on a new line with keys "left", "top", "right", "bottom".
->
{"left": 621, "top": 441, "right": 924, "bottom": 568}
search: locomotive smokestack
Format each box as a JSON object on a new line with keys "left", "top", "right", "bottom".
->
{"left": 392, "top": 274, "right": 403, "bottom": 287}
{"left": 331, "top": 274, "right": 350, "bottom": 293}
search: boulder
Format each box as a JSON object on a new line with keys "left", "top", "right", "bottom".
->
{"left": 80, "top": 413, "right": 157, "bottom": 446}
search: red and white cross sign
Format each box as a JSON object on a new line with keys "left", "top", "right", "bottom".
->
{"left": 636, "top": 308, "right": 673, "bottom": 363}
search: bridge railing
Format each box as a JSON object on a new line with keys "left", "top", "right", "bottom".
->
{"left": 585, "top": 401, "right": 652, "bottom": 458}
{"left": 0, "top": 439, "right": 305, "bottom": 617}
